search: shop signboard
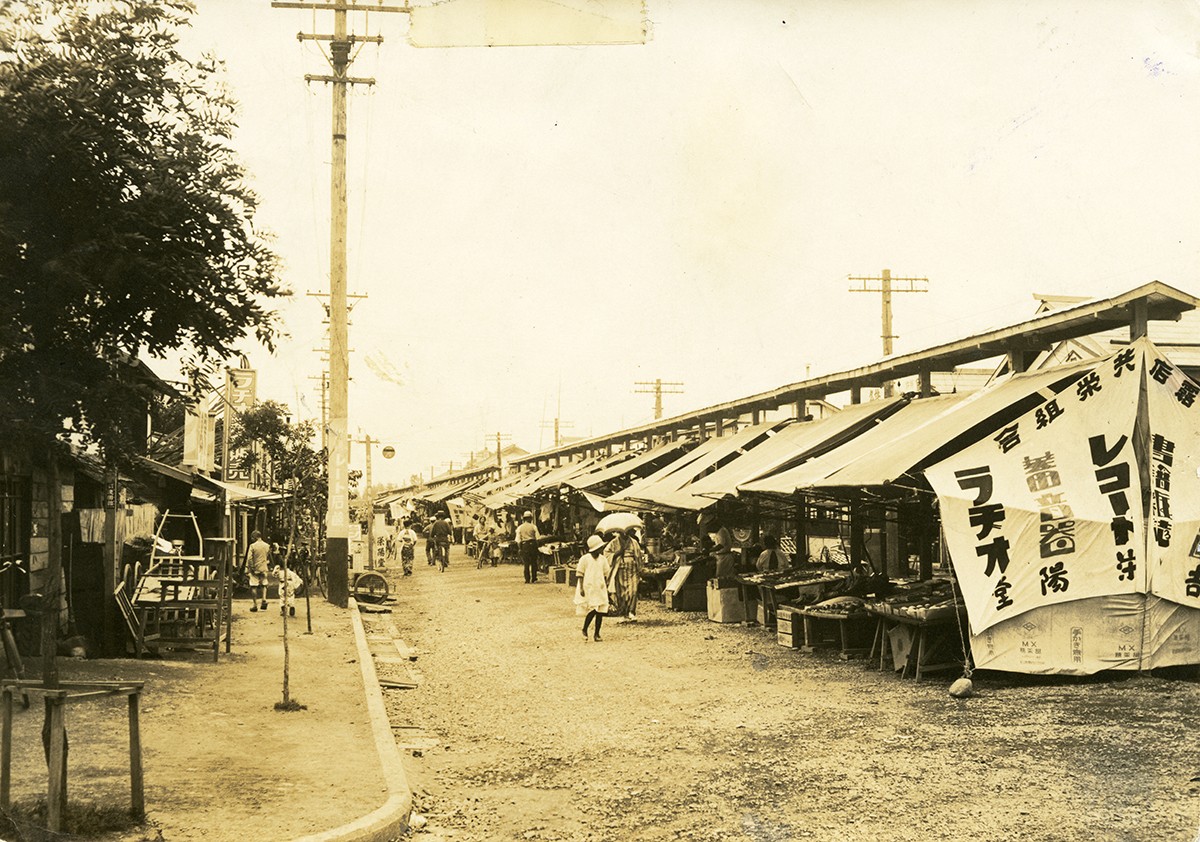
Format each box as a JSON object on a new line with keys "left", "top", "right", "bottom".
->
{"left": 926, "top": 343, "right": 1146, "bottom": 635}
{"left": 928, "top": 339, "right": 1200, "bottom": 674}
{"left": 223, "top": 367, "right": 257, "bottom": 484}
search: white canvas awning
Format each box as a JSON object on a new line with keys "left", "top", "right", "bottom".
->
{"left": 740, "top": 360, "right": 1095, "bottom": 495}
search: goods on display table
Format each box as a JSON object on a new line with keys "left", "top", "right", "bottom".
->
{"left": 798, "top": 596, "right": 875, "bottom": 659}
{"left": 735, "top": 566, "right": 845, "bottom": 627}
{"left": 863, "top": 579, "right": 968, "bottom": 680}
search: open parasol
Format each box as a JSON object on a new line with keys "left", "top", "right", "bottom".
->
{"left": 595, "top": 512, "right": 645, "bottom": 534}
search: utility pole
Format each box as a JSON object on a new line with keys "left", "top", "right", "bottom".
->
{"left": 273, "top": 0, "right": 406, "bottom": 608}
{"left": 634, "top": 379, "right": 685, "bottom": 420}
{"left": 541, "top": 417, "right": 574, "bottom": 448}
{"left": 353, "top": 433, "right": 379, "bottom": 570}
{"left": 541, "top": 385, "right": 573, "bottom": 448}
{"left": 848, "top": 268, "right": 928, "bottom": 397}
{"left": 492, "top": 432, "right": 513, "bottom": 471}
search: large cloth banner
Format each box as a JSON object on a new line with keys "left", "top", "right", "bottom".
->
{"left": 926, "top": 343, "right": 1146, "bottom": 635}
{"left": 1143, "top": 344, "right": 1200, "bottom": 608}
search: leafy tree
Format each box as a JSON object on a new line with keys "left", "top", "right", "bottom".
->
{"left": 0, "top": 0, "right": 285, "bottom": 693}
{"left": 0, "top": 0, "right": 285, "bottom": 460}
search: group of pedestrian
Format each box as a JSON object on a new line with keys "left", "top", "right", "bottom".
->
{"left": 572, "top": 525, "right": 646, "bottom": 642}
{"left": 242, "top": 530, "right": 302, "bottom": 617}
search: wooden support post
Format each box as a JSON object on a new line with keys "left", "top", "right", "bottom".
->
{"left": 795, "top": 494, "right": 807, "bottom": 562}
{"left": 850, "top": 386, "right": 861, "bottom": 405}
{"left": 751, "top": 408, "right": 761, "bottom": 424}
{"left": 917, "top": 498, "right": 935, "bottom": 580}
{"left": 1130, "top": 298, "right": 1149, "bottom": 341}
{"left": 918, "top": 370, "right": 933, "bottom": 397}
{"left": 129, "top": 690, "right": 144, "bottom": 818}
{"left": 794, "top": 399, "right": 806, "bottom": 420}
{"left": 1008, "top": 348, "right": 1031, "bottom": 373}
{"left": 46, "top": 694, "right": 67, "bottom": 832}
{"left": 1, "top": 687, "right": 11, "bottom": 811}
{"left": 850, "top": 502, "right": 867, "bottom": 572}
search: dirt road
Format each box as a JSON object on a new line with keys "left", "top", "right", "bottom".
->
{"left": 379, "top": 546, "right": 1200, "bottom": 842}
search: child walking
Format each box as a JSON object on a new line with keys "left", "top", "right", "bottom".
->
{"left": 574, "top": 534, "right": 611, "bottom": 642}
{"left": 272, "top": 563, "right": 303, "bottom": 617}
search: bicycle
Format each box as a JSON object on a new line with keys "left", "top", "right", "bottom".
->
{"left": 1, "top": 608, "right": 30, "bottom": 710}
{"left": 435, "top": 541, "right": 450, "bottom": 572}
{"left": 299, "top": 555, "right": 327, "bottom": 599}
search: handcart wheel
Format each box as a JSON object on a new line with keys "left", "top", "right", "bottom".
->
{"left": 353, "top": 571, "right": 389, "bottom": 604}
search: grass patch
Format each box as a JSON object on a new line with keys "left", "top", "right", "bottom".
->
{"left": 1, "top": 799, "right": 158, "bottom": 841}
{"left": 274, "top": 698, "right": 307, "bottom": 712}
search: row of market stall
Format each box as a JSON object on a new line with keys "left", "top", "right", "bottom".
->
{"left": 386, "top": 334, "right": 1200, "bottom": 677}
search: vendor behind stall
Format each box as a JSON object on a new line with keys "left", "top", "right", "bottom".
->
{"left": 756, "top": 534, "right": 789, "bottom": 572}
{"left": 701, "top": 513, "right": 736, "bottom": 577}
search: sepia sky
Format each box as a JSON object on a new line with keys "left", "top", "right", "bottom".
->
{"left": 175, "top": 0, "right": 1200, "bottom": 487}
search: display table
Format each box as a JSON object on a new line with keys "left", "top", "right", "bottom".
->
{"left": 735, "top": 569, "right": 844, "bottom": 629}
{"left": 865, "top": 606, "right": 967, "bottom": 680}
{"left": 798, "top": 608, "right": 875, "bottom": 659}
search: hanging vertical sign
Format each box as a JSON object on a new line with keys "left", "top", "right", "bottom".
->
{"left": 926, "top": 345, "right": 1146, "bottom": 635}
{"left": 222, "top": 367, "right": 257, "bottom": 484}
{"left": 1144, "top": 343, "right": 1200, "bottom": 607}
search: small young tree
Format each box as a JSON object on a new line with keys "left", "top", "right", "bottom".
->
{"left": 228, "top": 402, "right": 325, "bottom": 709}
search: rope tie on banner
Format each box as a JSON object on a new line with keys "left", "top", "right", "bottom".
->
{"left": 950, "top": 578, "right": 973, "bottom": 680}
{"left": 946, "top": 569, "right": 976, "bottom": 699}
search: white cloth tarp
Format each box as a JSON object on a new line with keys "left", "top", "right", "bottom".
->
{"left": 563, "top": 440, "right": 695, "bottom": 492}
{"left": 478, "top": 468, "right": 553, "bottom": 510}
{"left": 741, "top": 360, "right": 1095, "bottom": 495}
{"left": 687, "top": 399, "right": 905, "bottom": 501}
{"left": 926, "top": 339, "right": 1200, "bottom": 672}
{"left": 608, "top": 421, "right": 790, "bottom": 511}
{"left": 971, "top": 594, "right": 1200, "bottom": 674}
{"left": 926, "top": 347, "right": 1143, "bottom": 635}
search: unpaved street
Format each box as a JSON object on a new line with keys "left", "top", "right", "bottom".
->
{"left": 374, "top": 547, "right": 1200, "bottom": 842}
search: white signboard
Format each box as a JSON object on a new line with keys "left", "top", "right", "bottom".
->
{"left": 927, "top": 343, "right": 1146, "bottom": 634}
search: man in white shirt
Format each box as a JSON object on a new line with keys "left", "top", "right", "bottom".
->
{"left": 515, "top": 510, "right": 541, "bottom": 584}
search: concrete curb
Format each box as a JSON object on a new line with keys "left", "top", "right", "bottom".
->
{"left": 291, "top": 598, "right": 412, "bottom": 842}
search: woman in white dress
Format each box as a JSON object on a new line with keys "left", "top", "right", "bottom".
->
{"left": 574, "top": 534, "right": 611, "bottom": 641}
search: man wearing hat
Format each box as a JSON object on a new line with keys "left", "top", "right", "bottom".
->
{"left": 516, "top": 510, "right": 541, "bottom": 583}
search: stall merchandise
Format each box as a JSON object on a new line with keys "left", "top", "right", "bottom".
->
{"left": 735, "top": 566, "right": 845, "bottom": 627}
{"left": 861, "top": 580, "right": 967, "bottom": 680}
{"left": 799, "top": 596, "right": 875, "bottom": 659}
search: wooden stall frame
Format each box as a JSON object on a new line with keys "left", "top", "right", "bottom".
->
{"left": 0, "top": 680, "right": 145, "bottom": 833}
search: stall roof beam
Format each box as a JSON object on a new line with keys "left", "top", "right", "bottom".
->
{"left": 511, "top": 281, "right": 1199, "bottom": 467}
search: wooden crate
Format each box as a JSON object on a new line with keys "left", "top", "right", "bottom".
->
{"left": 707, "top": 579, "right": 746, "bottom": 623}
{"left": 776, "top": 606, "right": 804, "bottom": 648}
{"left": 664, "top": 585, "right": 707, "bottom": 612}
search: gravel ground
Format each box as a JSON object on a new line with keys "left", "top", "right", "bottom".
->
{"left": 376, "top": 546, "right": 1200, "bottom": 842}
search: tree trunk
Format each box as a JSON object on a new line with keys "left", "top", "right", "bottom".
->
{"left": 42, "top": 454, "right": 62, "bottom": 689}
{"left": 41, "top": 453, "right": 69, "bottom": 809}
